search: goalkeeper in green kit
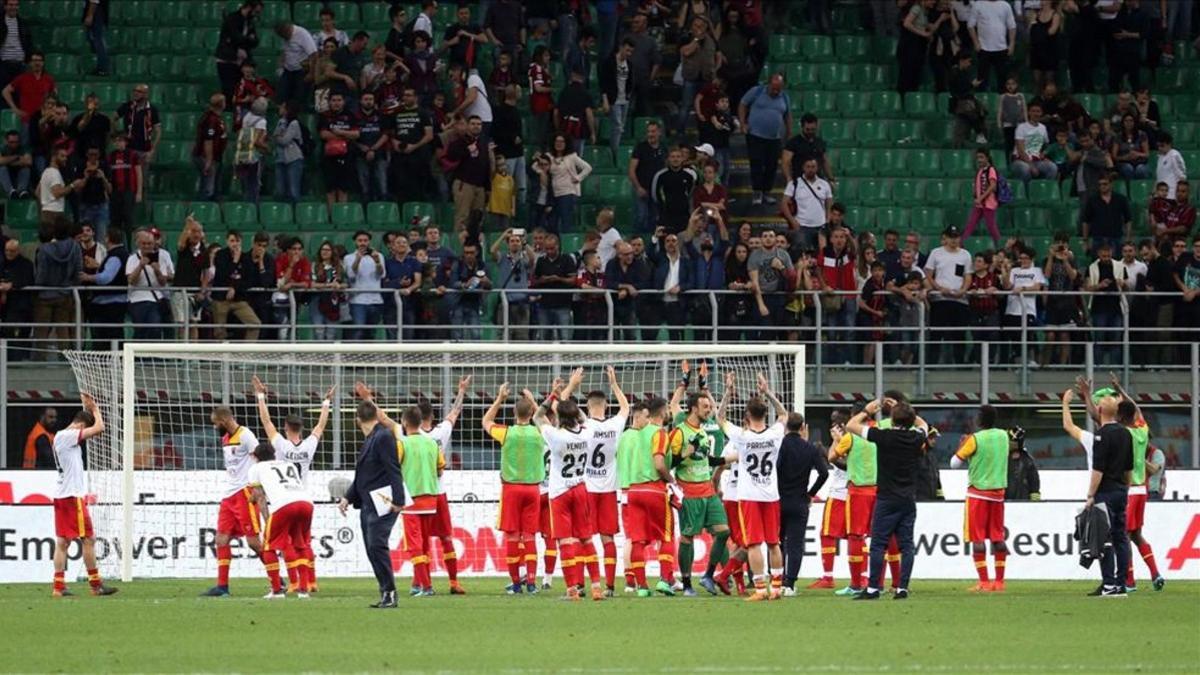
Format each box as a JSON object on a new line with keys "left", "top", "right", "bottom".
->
{"left": 667, "top": 361, "right": 732, "bottom": 596}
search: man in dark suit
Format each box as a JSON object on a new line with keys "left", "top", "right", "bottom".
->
{"left": 338, "top": 400, "right": 404, "bottom": 608}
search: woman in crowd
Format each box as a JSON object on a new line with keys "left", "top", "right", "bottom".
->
{"left": 1112, "top": 112, "right": 1151, "bottom": 180}
{"left": 1028, "top": 0, "right": 1063, "bottom": 90}
{"left": 547, "top": 134, "right": 593, "bottom": 234}
{"left": 272, "top": 100, "right": 305, "bottom": 205}
{"left": 721, "top": 241, "right": 755, "bottom": 341}
{"left": 309, "top": 240, "right": 346, "bottom": 341}
{"left": 1041, "top": 232, "right": 1080, "bottom": 366}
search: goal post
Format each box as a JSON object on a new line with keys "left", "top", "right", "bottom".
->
{"left": 65, "top": 342, "right": 806, "bottom": 582}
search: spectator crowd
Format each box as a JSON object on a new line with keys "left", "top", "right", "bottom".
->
{"left": 0, "top": 0, "right": 1198, "bottom": 366}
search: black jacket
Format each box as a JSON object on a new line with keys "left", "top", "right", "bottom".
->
{"left": 914, "top": 450, "right": 944, "bottom": 501}
{"left": 597, "top": 54, "right": 636, "bottom": 108}
{"left": 344, "top": 423, "right": 405, "bottom": 509}
{"left": 0, "top": 252, "right": 34, "bottom": 317}
{"left": 776, "top": 434, "right": 829, "bottom": 503}
{"left": 215, "top": 8, "right": 259, "bottom": 62}
{"left": 1005, "top": 451, "right": 1042, "bottom": 501}
{"left": 212, "top": 248, "right": 256, "bottom": 301}
{"left": 1074, "top": 504, "right": 1111, "bottom": 569}
{"left": 0, "top": 15, "right": 32, "bottom": 62}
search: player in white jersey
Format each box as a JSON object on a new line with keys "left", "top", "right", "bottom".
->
{"left": 559, "top": 366, "right": 629, "bottom": 596}
{"left": 717, "top": 371, "right": 788, "bottom": 602}
{"left": 50, "top": 394, "right": 117, "bottom": 597}
{"left": 533, "top": 387, "right": 600, "bottom": 601}
{"left": 251, "top": 376, "right": 334, "bottom": 592}
{"left": 418, "top": 376, "right": 470, "bottom": 594}
{"left": 810, "top": 410, "right": 852, "bottom": 590}
{"left": 248, "top": 443, "right": 316, "bottom": 599}
{"left": 203, "top": 406, "right": 280, "bottom": 597}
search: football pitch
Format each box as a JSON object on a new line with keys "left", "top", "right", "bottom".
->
{"left": 2, "top": 578, "right": 1197, "bottom": 673}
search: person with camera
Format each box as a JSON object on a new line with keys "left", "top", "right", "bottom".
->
{"left": 125, "top": 228, "right": 175, "bottom": 342}
{"left": 491, "top": 228, "right": 535, "bottom": 340}
{"left": 343, "top": 230, "right": 385, "bottom": 341}
{"left": 210, "top": 230, "right": 261, "bottom": 342}
{"left": 447, "top": 241, "right": 491, "bottom": 342}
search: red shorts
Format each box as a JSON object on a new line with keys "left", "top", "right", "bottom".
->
{"left": 821, "top": 497, "right": 848, "bottom": 538}
{"left": 265, "top": 501, "right": 314, "bottom": 552}
{"left": 53, "top": 497, "right": 93, "bottom": 539}
{"left": 402, "top": 512, "right": 436, "bottom": 560}
{"left": 963, "top": 497, "right": 1006, "bottom": 543}
{"left": 588, "top": 490, "right": 619, "bottom": 536}
{"left": 723, "top": 500, "right": 744, "bottom": 547}
{"left": 217, "top": 488, "right": 262, "bottom": 538}
{"left": 496, "top": 482, "right": 540, "bottom": 535}
{"left": 738, "top": 500, "right": 781, "bottom": 546}
{"left": 539, "top": 492, "right": 552, "bottom": 538}
{"left": 1126, "top": 492, "right": 1148, "bottom": 531}
{"left": 626, "top": 488, "right": 672, "bottom": 544}
{"left": 846, "top": 485, "right": 877, "bottom": 537}
{"left": 549, "top": 484, "right": 594, "bottom": 540}
{"left": 431, "top": 493, "right": 454, "bottom": 539}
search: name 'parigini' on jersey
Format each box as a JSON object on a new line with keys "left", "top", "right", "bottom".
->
{"left": 542, "top": 426, "right": 591, "bottom": 499}
{"left": 222, "top": 426, "right": 259, "bottom": 499}
{"left": 583, "top": 414, "right": 628, "bottom": 494}
{"left": 721, "top": 421, "right": 786, "bottom": 502}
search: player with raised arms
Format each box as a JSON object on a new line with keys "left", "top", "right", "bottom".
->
{"left": 247, "top": 442, "right": 315, "bottom": 599}
{"left": 483, "top": 382, "right": 546, "bottom": 594}
{"left": 616, "top": 400, "right": 649, "bottom": 592}
{"left": 951, "top": 404, "right": 1010, "bottom": 592}
{"left": 624, "top": 395, "right": 677, "bottom": 597}
{"left": 251, "top": 375, "right": 334, "bottom": 592}
{"left": 667, "top": 369, "right": 732, "bottom": 597}
{"left": 532, "top": 377, "right": 601, "bottom": 601}
{"left": 418, "top": 375, "right": 470, "bottom": 595}
{"left": 1078, "top": 376, "right": 1165, "bottom": 592}
{"left": 50, "top": 393, "right": 117, "bottom": 597}
{"left": 560, "top": 366, "right": 630, "bottom": 598}
{"left": 717, "top": 371, "right": 788, "bottom": 602}
{"left": 203, "top": 406, "right": 281, "bottom": 597}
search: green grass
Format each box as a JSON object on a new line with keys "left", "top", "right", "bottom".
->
{"left": 1, "top": 578, "right": 1197, "bottom": 673}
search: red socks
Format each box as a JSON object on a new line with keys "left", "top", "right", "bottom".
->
{"left": 886, "top": 536, "right": 901, "bottom": 588}
{"left": 412, "top": 555, "right": 431, "bottom": 589}
{"left": 543, "top": 546, "right": 558, "bottom": 576}
{"left": 506, "top": 540, "right": 523, "bottom": 584}
{"left": 658, "top": 541, "right": 676, "bottom": 584}
{"left": 580, "top": 540, "right": 600, "bottom": 584}
{"left": 442, "top": 540, "right": 459, "bottom": 582}
{"left": 630, "top": 542, "right": 648, "bottom": 587}
{"left": 87, "top": 567, "right": 102, "bottom": 590}
{"left": 217, "top": 545, "right": 232, "bottom": 587}
{"left": 53, "top": 571, "right": 65, "bottom": 594}
{"left": 261, "top": 550, "right": 282, "bottom": 592}
{"left": 524, "top": 543, "right": 538, "bottom": 584}
{"left": 973, "top": 550, "right": 990, "bottom": 582}
{"left": 847, "top": 537, "right": 865, "bottom": 588}
{"left": 286, "top": 562, "right": 299, "bottom": 589}
{"left": 994, "top": 550, "right": 1006, "bottom": 583}
{"left": 820, "top": 536, "right": 837, "bottom": 577}
{"left": 602, "top": 540, "right": 618, "bottom": 588}
{"left": 558, "top": 541, "right": 580, "bottom": 587}
{"left": 1139, "top": 541, "right": 1160, "bottom": 578}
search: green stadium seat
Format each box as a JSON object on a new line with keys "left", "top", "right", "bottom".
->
{"left": 769, "top": 34, "right": 803, "bottom": 62}
{"left": 162, "top": 142, "right": 194, "bottom": 169}
{"left": 186, "top": 201, "right": 221, "bottom": 224}
{"left": 800, "top": 35, "right": 834, "bottom": 61}
{"left": 147, "top": 55, "right": 180, "bottom": 81}
{"left": 51, "top": 27, "right": 87, "bottom": 53}
{"left": 834, "top": 36, "right": 870, "bottom": 63}
{"left": 109, "top": 1, "right": 145, "bottom": 25}
{"left": 6, "top": 200, "right": 39, "bottom": 227}
{"left": 113, "top": 55, "right": 147, "bottom": 80}
{"left": 875, "top": 207, "right": 910, "bottom": 230}
{"left": 1010, "top": 207, "right": 1050, "bottom": 235}
{"left": 834, "top": 178, "right": 858, "bottom": 203}
{"left": 330, "top": 203, "right": 365, "bottom": 229}
{"left": 801, "top": 90, "right": 836, "bottom": 116}
{"left": 45, "top": 54, "right": 79, "bottom": 77}
{"left": 855, "top": 64, "right": 892, "bottom": 89}
{"left": 926, "top": 179, "right": 967, "bottom": 205}
{"left": 221, "top": 202, "right": 258, "bottom": 227}
{"left": 926, "top": 122, "right": 957, "bottom": 148}
{"left": 258, "top": 202, "right": 294, "bottom": 228}
{"left": 582, "top": 146, "right": 615, "bottom": 173}
{"left": 295, "top": 202, "right": 330, "bottom": 228}
{"left": 54, "top": 83, "right": 82, "bottom": 108}
{"left": 941, "top": 150, "right": 976, "bottom": 177}
{"left": 911, "top": 207, "right": 946, "bottom": 234}
{"left": 1049, "top": 204, "right": 1078, "bottom": 233}
{"left": 1026, "top": 180, "right": 1061, "bottom": 204}
{"left": 854, "top": 119, "right": 890, "bottom": 148}
{"left": 107, "top": 28, "right": 139, "bottom": 54}
{"left": 152, "top": 201, "right": 189, "bottom": 226}
{"left": 586, "top": 175, "right": 629, "bottom": 205}
{"left": 903, "top": 92, "right": 938, "bottom": 118}
{"left": 155, "top": 1, "right": 191, "bottom": 24}
{"left": 845, "top": 206, "right": 875, "bottom": 229}
{"left": 401, "top": 202, "right": 437, "bottom": 224}
{"left": 359, "top": 2, "right": 390, "bottom": 26}
{"left": 837, "top": 148, "right": 873, "bottom": 177}
{"left": 1175, "top": 123, "right": 1197, "bottom": 147}
{"left": 874, "top": 149, "right": 907, "bottom": 175}
{"left": 366, "top": 201, "right": 400, "bottom": 227}
{"left": 871, "top": 92, "right": 903, "bottom": 116}
{"left": 260, "top": 1, "right": 293, "bottom": 26}
{"left": 835, "top": 91, "right": 871, "bottom": 116}
{"left": 88, "top": 83, "right": 122, "bottom": 108}
{"left": 189, "top": 29, "right": 220, "bottom": 55}
{"left": 822, "top": 119, "right": 853, "bottom": 147}
{"left": 908, "top": 149, "right": 942, "bottom": 178}
{"left": 818, "top": 64, "right": 852, "bottom": 90}
{"left": 1076, "top": 94, "right": 1104, "bottom": 119}
{"left": 871, "top": 37, "right": 898, "bottom": 63}
{"left": 782, "top": 62, "right": 819, "bottom": 87}
{"left": 293, "top": 1, "right": 325, "bottom": 25}
{"left": 891, "top": 120, "right": 926, "bottom": 143}
{"left": 0, "top": 109, "right": 18, "bottom": 132}
{"left": 857, "top": 179, "right": 892, "bottom": 205}
{"left": 192, "top": 2, "right": 227, "bottom": 26}
{"left": 26, "top": 0, "right": 59, "bottom": 22}
{"left": 1126, "top": 180, "right": 1154, "bottom": 204}
{"left": 891, "top": 179, "right": 926, "bottom": 205}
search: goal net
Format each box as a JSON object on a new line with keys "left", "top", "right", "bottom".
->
{"left": 64, "top": 343, "right": 805, "bottom": 582}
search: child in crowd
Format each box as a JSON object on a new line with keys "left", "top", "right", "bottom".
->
{"left": 489, "top": 155, "right": 516, "bottom": 231}
{"left": 997, "top": 77, "right": 1027, "bottom": 159}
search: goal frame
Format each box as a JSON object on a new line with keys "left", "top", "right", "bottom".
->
{"left": 117, "top": 342, "right": 806, "bottom": 581}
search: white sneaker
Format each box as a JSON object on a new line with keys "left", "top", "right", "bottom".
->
{"left": 296, "top": 592, "right": 311, "bottom": 600}
{"left": 751, "top": 191, "right": 763, "bottom": 205}
{"left": 262, "top": 590, "right": 287, "bottom": 600}
{"left": 762, "top": 194, "right": 778, "bottom": 205}
{"left": 672, "top": 580, "right": 684, "bottom": 592}
{"left": 781, "top": 587, "right": 797, "bottom": 597}
{"left": 541, "top": 575, "right": 554, "bottom": 590}
{"left": 624, "top": 586, "right": 637, "bottom": 594}
{"left": 1026, "top": 359, "right": 1040, "bottom": 368}
{"left": 975, "top": 133, "right": 988, "bottom": 144}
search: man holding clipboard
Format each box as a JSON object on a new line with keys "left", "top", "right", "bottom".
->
{"left": 338, "top": 400, "right": 405, "bottom": 608}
